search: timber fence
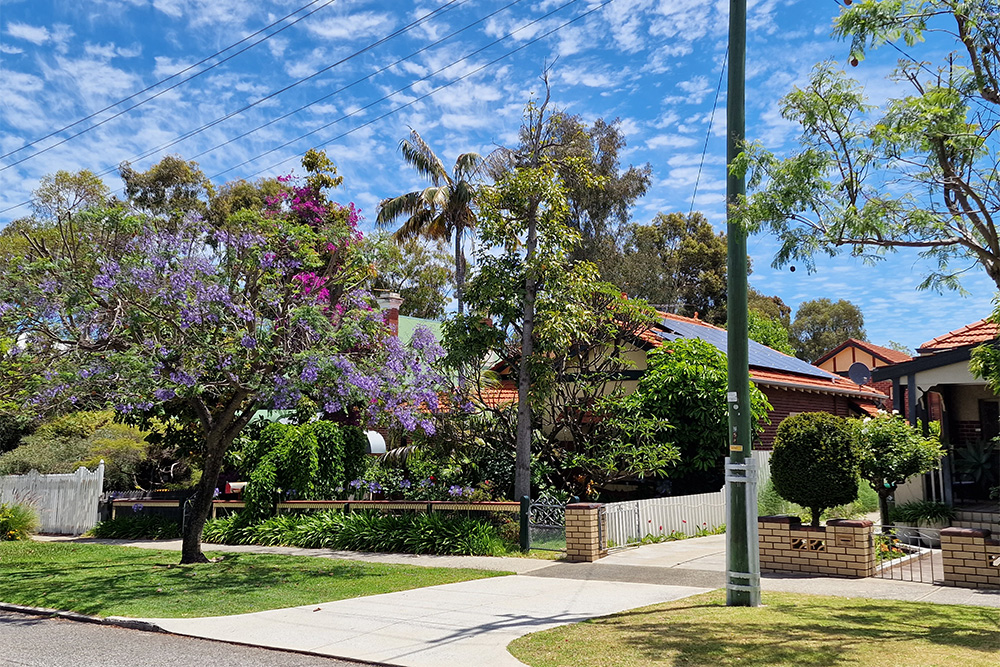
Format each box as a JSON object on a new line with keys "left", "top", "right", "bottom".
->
{"left": 1, "top": 462, "right": 105, "bottom": 535}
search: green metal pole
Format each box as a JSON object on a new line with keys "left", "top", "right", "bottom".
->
{"left": 726, "top": 0, "right": 757, "bottom": 607}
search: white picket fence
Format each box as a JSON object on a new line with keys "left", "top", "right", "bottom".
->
{"left": 604, "top": 451, "right": 771, "bottom": 547}
{"left": 0, "top": 462, "right": 104, "bottom": 535}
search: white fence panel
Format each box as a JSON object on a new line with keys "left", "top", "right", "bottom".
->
{"left": 604, "top": 450, "right": 772, "bottom": 547}
{"left": 0, "top": 462, "right": 104, "bottom": 535}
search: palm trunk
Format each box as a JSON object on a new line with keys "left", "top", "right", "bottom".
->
{"left": 455, "top": 225, "right": 465, "bottom": 317}
{"left": 514, "top": 206, "right": 538, "bottom": 501}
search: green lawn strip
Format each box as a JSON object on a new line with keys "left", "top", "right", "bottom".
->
{"left": 509, "top": 590, "right": 1000, "bottom": 667}
{"left": 0, "top": 541, "right": 509, "bottom": 619}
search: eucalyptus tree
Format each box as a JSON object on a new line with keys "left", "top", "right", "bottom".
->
{"left": 376, "top": 130, "right": 481, "bottom": 316}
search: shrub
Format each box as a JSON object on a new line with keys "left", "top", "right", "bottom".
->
{"left": 89, "top": 515, "right": 180, "bottom": 540}
{"left": 0, "top": 412, "right": 36, "bottom": 454}
{"left": 202, "top": 510, "right": 513, "bottom": 556}
{"left": 0, "top": 502, "right": 38, "bottom": 540}
{"left": 850, "top": 414, "right": 943, "bottom": 526}
{"left": 771, "top": 412, "right": 859, "bottom": 527}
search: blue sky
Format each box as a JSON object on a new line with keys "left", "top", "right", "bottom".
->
{"left": 1, "top": 0, "right": 995, "bottom": 353}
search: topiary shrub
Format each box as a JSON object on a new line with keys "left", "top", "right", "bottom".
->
{"left": 770, "top": 412, "right": 859, "bottom": 527}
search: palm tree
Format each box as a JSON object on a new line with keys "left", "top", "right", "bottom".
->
{"left": 376, "top": 130, "right": 480, "bottom": 316}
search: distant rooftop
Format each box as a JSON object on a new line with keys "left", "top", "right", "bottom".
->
{"left": 917, "top": 318, "right": 996, "bottom": 354}
{"left": 814, "top": 338, "right": 913, "bottom": 366}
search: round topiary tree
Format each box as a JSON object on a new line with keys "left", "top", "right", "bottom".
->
{"left": 770, "top": 412, "right": 859, "bottom": 527}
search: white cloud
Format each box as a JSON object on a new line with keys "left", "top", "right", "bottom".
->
{"left": 1, "top": 44, "right": 24, "bottom": 55}
{"left": 306, "top": 12, "right": 393, "bottom": 41}
{"left": 6, "top": 22, "right": 51, "bottom": 45}
{"left": 647, "top": 133, "right": 698, "bottom": 149}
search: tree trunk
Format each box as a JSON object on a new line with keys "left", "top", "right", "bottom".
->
{"left": 514, "top": 208, "right": 538, "bottom": 501}
{"left": 179, "top": 428, "right": 229, "bottom": 564}
{"left": 810, "top": 506, "right": 821, "bottom": 528}
{"left": 878, "top": 487, "right": 894, "bottom": 534}
{"left": 455, "top": 225, "right": 465, "bottom": 317}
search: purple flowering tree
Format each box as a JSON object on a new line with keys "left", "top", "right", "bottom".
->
{"left": 0, "top": 153, "right": 447, "bottom": 563}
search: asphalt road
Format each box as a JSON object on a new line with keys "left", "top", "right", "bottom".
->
{"left": 0, "top": 611, "right": 376, "bottom": 667}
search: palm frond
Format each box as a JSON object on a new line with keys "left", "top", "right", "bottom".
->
{"left": 399, "top": 130, "right": 448, "bottom": 185}
{"left": 453, "top": 152, "right": 483, "bottom": 180}
{"left": 376, "top": 192, "right": 423, "bottom": 228}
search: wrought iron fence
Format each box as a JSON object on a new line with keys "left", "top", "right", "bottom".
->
{"left": 524, "top": 494, "right": 569, "bottom": 552}
{"left": 872, "top": 525, "right": 942, "bottom": 584}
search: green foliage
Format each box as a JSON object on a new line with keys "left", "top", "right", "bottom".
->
{"left": 89, "top": 515, "right": 181, "bottom": 540}
{"left": 790, "top": 298, "right": 866, "bottom": 362}
{"left": 771, "top": 412, "right": 860, "bottom": 527}
{"left": 0, "top": 410, "right": 169, "bottom": 491}
{"left": 0, "top": 412, "right": 35, "bottom": 454}
{"left": 633, "top": 338, "right": 770, "bottom": 492}
{"left": 891, "top": 501, "right": 956, "bottom": 525}
{"left": 367, "top": 233, "right": 453, "bottom": 319}
{"left": 612, "top": 212, "right": 730, "bottom": 324}
{"left": 239, "top": 420, "right": 368, "bottom": 518}
{"left": 0, "top": 503, "right": 37, "bottom": 540}
{"left": 757, "top": 477, "right": 877, "bottom": 523}
{"left": 747, "top": 310, "right": 795, "bottom": 355}
{"left": 203, "top": 510, "right": 514, "bottom": 556}
{"left": 850, "top": 413, "right": 943, "bottom": 525}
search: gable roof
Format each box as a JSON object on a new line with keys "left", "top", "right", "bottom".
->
{"left": 651, "top": 313, "right": 886, "bottom": 401}
{"left": 917, "top": 318, "right": 996, "bottom": 354}
{"left": 814, "top": 338, "right": 913, "bottom": 366}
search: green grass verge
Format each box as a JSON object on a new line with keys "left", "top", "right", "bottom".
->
{"left": 0, "top": 541, "right": 508, "bottom": 619}
{"left": 508, "top": 590, "right": 1000, "bottom": 667}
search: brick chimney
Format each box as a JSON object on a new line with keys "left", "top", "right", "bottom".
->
{"left": 376, "top": 292, "right": 404, "bottom": 337}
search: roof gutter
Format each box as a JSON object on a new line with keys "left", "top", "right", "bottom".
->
{"left": 751, "top": 376, "right": 886, "bottom": 400}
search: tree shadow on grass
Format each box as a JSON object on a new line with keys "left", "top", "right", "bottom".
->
{"left": 596, "top": 596, "right": 999, "bottom": 666}
{"left": 0, "top": 547, "right": 453, "bottom": 618}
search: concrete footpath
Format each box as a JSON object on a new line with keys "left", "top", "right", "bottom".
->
{"left": 31, "top": 535, "right": 1000, "bottom": 666}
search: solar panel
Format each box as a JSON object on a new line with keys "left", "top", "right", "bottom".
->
{"left": 656, "top": 318, "right": 836, "bottom": 381}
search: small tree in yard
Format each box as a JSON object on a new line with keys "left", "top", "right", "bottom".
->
{"left": 771, "top": 412, "right": 859, "bottom": 527}
{"left": 0, "top": 151, "right": 448, "bottom": 564}
{"left": 850, "top": 413, "right": 944, "bottom": 527}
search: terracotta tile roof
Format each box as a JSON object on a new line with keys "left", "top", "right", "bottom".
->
{"left": 814, "top": 338, "right": 912, "bottom": 366}
{"left": 748, "top": 367, "right": 887, "bottom": 400}
{"left": 474, "top": 382, "right": 518, "bottom": 408}
{"left": 656, "top": 311, "right": 725, "bottom": 331}
{"left": 917, "top": 319, "right": 997, "bottom": 354}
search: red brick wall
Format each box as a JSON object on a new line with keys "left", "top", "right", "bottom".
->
{"left": 756, "top": 388, "right": 857, "bottom": 450}
{"left": 955, "top": 420, "right": 982, "bottom": 444}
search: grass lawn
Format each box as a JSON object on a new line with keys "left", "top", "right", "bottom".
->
{"left": 0, "top": 541, "right": 508, "bottom": 619}
{"left": 509, "top": 590, "right": 1000, "bottom": 667}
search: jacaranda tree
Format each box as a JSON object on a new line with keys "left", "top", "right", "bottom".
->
{"left": 0, "top": 151, "right": 447, "bottom": 563}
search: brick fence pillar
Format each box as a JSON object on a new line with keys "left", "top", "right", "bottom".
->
{"left": 758, "top": 515, "right": 874, "bottom": 578}
{"left": 941, "top": 527, "right": 1000, "bottom": 589}
{"left": 565, "top": 503, "right": 607, "bottom": 563}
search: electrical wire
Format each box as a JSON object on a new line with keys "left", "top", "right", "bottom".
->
{"left": 0, "top": 0, "right": 344, "bottom": 172}
{"left": 690, "top": 46, "right": 728, "bottom": 218}
{"left": 209, "top": 0, "right": 600, "bottom": 183}
{"left": 223, "top": 0, "right": 614, "bottom": 184}
{"left": 0, "top": 0, "right": 337, "bottom": 162}
{"left": 124, "top": 0, "right": 514, "bottom": 170}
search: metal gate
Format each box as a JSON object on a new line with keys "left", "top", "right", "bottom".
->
{"left": 525, "top": 494, "right": 569, "bottom": 551}
{"left": 872, "top": 525, "right": 942, "bottom": 584}
{"left": 604, "top": 501, "right": 642, "bottom": 549}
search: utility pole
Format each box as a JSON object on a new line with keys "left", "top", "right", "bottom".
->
{"left": 725, "top": 0, "right": 760, "bottom": 607}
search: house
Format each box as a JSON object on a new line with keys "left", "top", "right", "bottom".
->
{"left": 872, "top": 318, "right": 1000, "bottom": 512}
{"left": 814, "top": 338, "right": 912, "bottom": 413}
{"left": 649, "top": 313, "right": 887, "bottom": 448}
{"left": 478, "top": 312, "right": 887, "bottom": 449}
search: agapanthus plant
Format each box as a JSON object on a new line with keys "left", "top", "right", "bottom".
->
{"left": 0, "top": 153, "right": 448, "bottom": 563}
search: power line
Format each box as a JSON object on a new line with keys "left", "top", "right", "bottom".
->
{"left": 0, "top": 0, "right": 337, "bottom": 162}
{"left": 123, "top": 0, "right": 491, "bottom": 170}
{"left": 690, "top": 46, "right": 728, "bottom": 218}
{"left": 0, "top": 0, "right": 342, "bottom": 172}
{"left": 0, "top": 0, "right": 604, "bottom": 217}
{"left": 225, "top": 0, "right": 614, "bottom": 184}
